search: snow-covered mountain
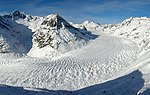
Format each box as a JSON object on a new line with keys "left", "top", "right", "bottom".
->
{"left": 70, "top": 21, "right": 105, "bottom": 32}
{"left": 72, "top": 17, "right": 150, "bottom": 56}
{"left": 102, "top": 17, "right": 150, "bottom": 55}
{"left": 28, "top": 14, "right": 94, "bottom": 57}
{"left": 0, "top": 11, "right": 95, "bottom": 58}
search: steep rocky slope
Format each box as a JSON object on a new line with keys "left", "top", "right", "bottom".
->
{"left": 0, "top": 14, "right": 28, "bottom": 54}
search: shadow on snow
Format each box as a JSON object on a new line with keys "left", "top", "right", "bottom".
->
{"left": 0, "top": 70, "right": 149, "bottom": 95}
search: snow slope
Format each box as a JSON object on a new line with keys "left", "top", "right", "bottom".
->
{"left": 77, "top": 17, "right": 150, "bottom": 56}
{"left": 103, "top": 17, "right": 150, "bottom": 56}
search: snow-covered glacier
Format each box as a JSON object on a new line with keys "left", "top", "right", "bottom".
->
{"left": 0, "top": 11, "right": 150, "bottom": 95}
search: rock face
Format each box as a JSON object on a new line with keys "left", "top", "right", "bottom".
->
{"left": 41, "top": 14, "right": 72, "bottom": 29}
{"left": 3, "top": 11, "right": 26, "bottom": 20}
{"left": 28, "top": 14, "right": 94, "bottom": 57}
{"left": 0, "top": 36, "right": 10, "bottom": 53}
{"left": 0, "top": 16, "right": 11, "bottom": 30}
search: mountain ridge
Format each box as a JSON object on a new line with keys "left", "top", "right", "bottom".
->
{"left": 0, "top": 11, "right": 96, "bottom": 57}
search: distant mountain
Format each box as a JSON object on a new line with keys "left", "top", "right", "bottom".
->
{"left": 103, "top": 17, "right": 150, "bottom": 55}
{"left": 3, "top": 11, "right": 150, "bottom": 57}
{"left": 70, "top": 21, "right": 104, "bottom": 32}
{"left": 71, "top": 17, "right": 150, "bottom": 56}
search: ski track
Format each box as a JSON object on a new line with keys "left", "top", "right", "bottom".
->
{"left": 0, "top": 32, "right": 138, "bottom": 91}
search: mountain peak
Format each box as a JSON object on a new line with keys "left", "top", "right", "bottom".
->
{"left": 41, "top": 13, "right": 73, "bottom": 30}
{"left": 3, "top": 10, "right": 26, "bottom": 20}
{"left": 11, "top": 10, "right": 26, "bottom": 20}
{"left": 46, "top": 13, "right": 59, "bottom": 18}
{"left": 28, "top": 13, "right": 94, "bottom": 57}
{"left": 11, "top": 10, "right": 25, "bottom": 15}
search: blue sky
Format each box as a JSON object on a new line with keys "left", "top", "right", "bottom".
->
{"left": 0, "top": 0, "right": 150, "bottom": 24}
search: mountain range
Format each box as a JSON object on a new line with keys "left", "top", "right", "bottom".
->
{"left": 1, "top": 11, "right": 150, "bottom": 95}
{"left": 0, "top": 11, "right": 94, "bottom": 57}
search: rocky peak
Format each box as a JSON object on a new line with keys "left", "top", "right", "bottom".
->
{"left": 3, "top": 11, "right": 26, "bottom": 20}
{"left": 41, "top": 14, "right": 74, "bottom": 30}
{"left": 11, "top": 11, "right": 26, "bottom": 20}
